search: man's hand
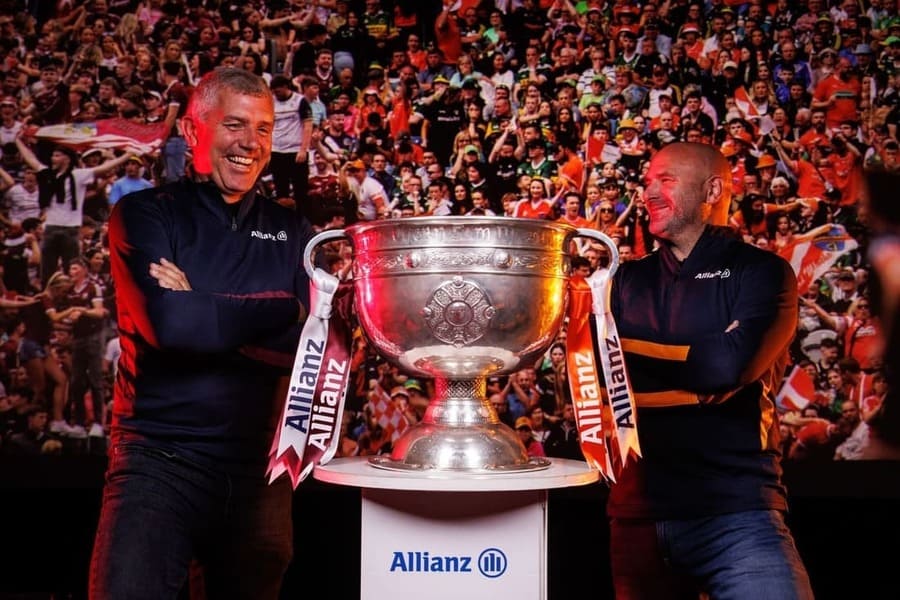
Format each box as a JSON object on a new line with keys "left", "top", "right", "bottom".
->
{"left": 149, "top": 258, "right": 192, "bottom": 291}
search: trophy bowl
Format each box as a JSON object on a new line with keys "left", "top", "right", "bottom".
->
{"left": 304, "top": 217, "right": 618, "bottom": 473}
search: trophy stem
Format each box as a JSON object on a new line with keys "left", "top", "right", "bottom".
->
{"left": 423, "top": 378, "right": 495, "bottom": 427}
{"left": 368, "top": 376, "right": 551, "bottom": 473}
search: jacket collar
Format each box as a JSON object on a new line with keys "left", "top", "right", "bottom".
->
{"left": 189, "top": 178, "right": 259, "bottom": 228}
{"left": 658, "top": 225, "right": 742, "bottom": 275}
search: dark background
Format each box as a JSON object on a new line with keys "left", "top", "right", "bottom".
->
{"left": 1, "top": 457, "right": 899, "bottom": 600}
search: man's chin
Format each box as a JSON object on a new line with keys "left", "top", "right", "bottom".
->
{"left": 214, "top": 174, "right": 260, "bottom": 201}
{"left": 647, "top": 221, "right": 666, "bottom": 238}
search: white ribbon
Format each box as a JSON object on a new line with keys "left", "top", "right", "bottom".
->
{"left": 267, "top": 267, "right": 340, "bottom": 488}
{"left": 587, "top": 268, "right": 641, "bottom": 472}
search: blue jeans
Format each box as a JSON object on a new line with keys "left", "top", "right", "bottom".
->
{"left": 610, "top": 510, "right": 814, "bottom": 600}
{"left": 89, "top": 442, "right": 293, "bottom": 600}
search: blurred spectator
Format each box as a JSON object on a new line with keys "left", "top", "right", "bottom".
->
{"left": 356, "top": 403, "right": 392, "bottom": 457}
{"left": 489, "top": 387, "right": 515, "bottom": 429}
{"left": 3, "top": 404, "right": 62, "bottom": 455}
{"left": 807, "top": 295, "right": 884, "bottom": 373}
{"left": 344, "top": 158, "right": 388, "bottom": 221}
{"left": 543, "top": 402, "right": 581, "bottom": 460}
{"left": 834, "top": 399, "right": 868, "bottom": 459}
{"left": 402, "top": 378, "right": 430, "bottom": 425}
{"left": 506, "top": 367, "right": 540, "bottom": 421}
{"left": 269, "top": 75, "right": 308, "bottom": 211}
{"left": 107, "top": 155, "right": 152, "bottom": 207}
{"left": 515, "top": 415, "right": 546, "bottom": 459}
{"left": 788, "top": 415, "right": 846, "bottom": 461}
{"left": 526, "top": 405, "right": 552, "bottom": 445}
{"left": 14, "top": 138, "right": 131, "bottom": 285}
{"left": 159, "top": 60, "right": 191, "bottom": 183}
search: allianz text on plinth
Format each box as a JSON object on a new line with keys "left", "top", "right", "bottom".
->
{"left": 363, "top": 489, "right": 547, "bottom": 599}
{"left": 389, "top": 548, "right": 507, "bottom": 577}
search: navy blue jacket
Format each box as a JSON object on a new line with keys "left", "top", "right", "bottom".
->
{"left": 108, "top": 179, "right": 313, "bottom": 472}
{"left": 607, "top": 226, "right": 798, "bottom": 519}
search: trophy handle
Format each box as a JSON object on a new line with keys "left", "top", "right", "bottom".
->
{"left": 303, "top": 228, "right": 348, "bottom": 279}
{"left": 574, "top": 228, "right": 620, "bottom": 277}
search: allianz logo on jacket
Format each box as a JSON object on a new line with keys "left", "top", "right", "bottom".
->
{"left": 694, "top": 269, "right": 731, "bottom": 280}
{"left": 251, "top": 230, "right": 288, "bottom": 241}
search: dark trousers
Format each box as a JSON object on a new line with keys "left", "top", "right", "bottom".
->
{"left": 41, "top": 225, "right": 80, "bottom": 285}
{"left": 70, "top": 331, "right": 104, "bottom": 427}
{"left": 270, "top": 152, "right": 313, "bottom": 223}
{"left": 609, "top": 510, "right": 814, "bottom": 600}
{"left": 89, "top": 443, "right": 294, "bottom": 600}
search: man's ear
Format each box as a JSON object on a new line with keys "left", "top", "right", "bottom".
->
{"left": 704, "top": 175, "right": 728, "bottom": 225}
{"left": 705, "top": 175, "right": 723, "bottom": 204}
{"left": 180, "top": 116, "right": 196, "bottom": 147}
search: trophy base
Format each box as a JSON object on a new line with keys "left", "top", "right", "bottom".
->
{"left": 367, "top": 421, "right": 551, "bottom": 473}
{"left": 368, "top": 455, "right": 551, "bottom": 473}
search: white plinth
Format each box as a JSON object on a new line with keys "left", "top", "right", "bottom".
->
{"left": 314, "top": 458, "right": 598, "bottom": 599}
{"left": 314, "top": 456, "right": 598, "bottom": 491}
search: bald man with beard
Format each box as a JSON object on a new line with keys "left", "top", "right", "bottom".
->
{"left": 605, "top": 143, "right": 813, "bottom": 599}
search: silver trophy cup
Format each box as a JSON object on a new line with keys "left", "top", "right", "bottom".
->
{"left": 304, "top": 217, "right": 618, "bottom": 473}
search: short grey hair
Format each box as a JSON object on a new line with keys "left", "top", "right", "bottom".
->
{"left": 186, "top": 67, "right": 271, "bottom": 123}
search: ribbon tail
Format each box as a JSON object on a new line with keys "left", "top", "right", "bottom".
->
{"left": 267, "top": 448, "right": 303, "bottom": 488}
{"left": 603, "top": 311, "right": 641, "bottom": 462}
{"left": 266, "top": 268, "right": 340, "bottom": 488}
{"left": 297, "top": 280, "right": 356, "bottom": 477}
{"left": 587, "top": 270, "right": 641, "bottom": 478}
{"left": 565, "top": 275, "right": 615, "bottom": 483}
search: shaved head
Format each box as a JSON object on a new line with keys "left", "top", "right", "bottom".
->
{"left": 643, "top": 142, "right": 733, "bottom": 257}
{"left": 654, "top": 142, "right": 732, "bottom": 226}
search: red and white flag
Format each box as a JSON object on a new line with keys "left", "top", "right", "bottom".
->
{"left": 733, "top": 85, "right": 763, "bottom": 119}
{"left": 369, "top": 383, "right": 410, "bottom": 443}
{"left": 25, "top": 118, "right": 169, "bottom": 155}
{"left": 776, "top": 365, "right": 814, "bottom": 412}
{"left": 777, "top": 225, "right": 859, "bottom": 292}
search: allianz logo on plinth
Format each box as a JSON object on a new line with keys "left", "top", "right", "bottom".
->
{"left": 389, "top": 547, "right": 508, "bottom": 578}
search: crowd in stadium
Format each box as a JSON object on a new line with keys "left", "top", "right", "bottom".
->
{"left": 0, "top": 0, "right": 896, "bottom": 462}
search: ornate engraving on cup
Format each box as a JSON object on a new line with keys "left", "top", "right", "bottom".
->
{"left": 356, "top": 248, "right": 560, "bottom": 277}
{"left": 492, "top": 250, "right": 512, "bottom": 269}
{"left": 423, "top": 276, "right": 495, "bottom": 347}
